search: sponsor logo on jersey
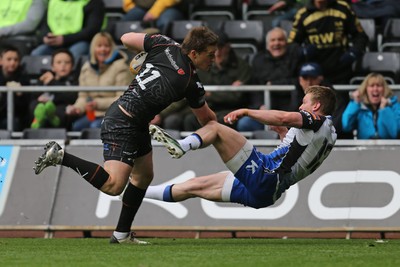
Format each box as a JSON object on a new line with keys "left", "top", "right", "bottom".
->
{"left": 165, "top": 47, "right": 180, "bottom": 70}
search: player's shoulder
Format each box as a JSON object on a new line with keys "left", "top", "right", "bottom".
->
{"left": 145, "top": 33, "right": 179, "bottom": 48}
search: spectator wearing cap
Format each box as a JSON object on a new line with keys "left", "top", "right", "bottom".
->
{"left": 290, "top": 62, "right": 352, "bottom": 138}
{"left": 238, "top": 62, "right": 351, "bottom": 138}
{"left": 182, "top": 30, "right": 253, "bottom": 131}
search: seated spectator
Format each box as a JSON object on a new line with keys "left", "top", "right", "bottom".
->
{"left": 65, "top": 32, "right": 132, "bottom": 131}
{"left": 121, "top": 0, "right": 185, "bottom": 34}
{"left": 0, "top": 45, "right": 31, "bottom": 131}
{"left": 183, "top": 30, "right": 252, "bottom": 131}
{"left": 342, "top": 72, "right": 400, "bottom": 139}
{"left": 0, "top": 0, "right": 46, "bottom": 55}
{"left": 236, "top": 27, "right": 301, "bottom": 131}
{"left": 29, "top": 49, "right": 78, "bottom": 129}
{"left": 31, "top": 0, "right": 105, "bottom": 62}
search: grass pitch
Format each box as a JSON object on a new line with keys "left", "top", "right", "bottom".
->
{"left": 1, "top": 238, "right": 400, "bottom": 267}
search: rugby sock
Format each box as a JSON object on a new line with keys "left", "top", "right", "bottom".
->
{"left": 178, "top": 133, "right": 202, "bottom": 152}
{"left": 115, "top": 183, "right": 146, "bottom": 233}
{"left": 61, "top": 153, "right": 109, "bottom": 189}
{"left": 162, "top": 185, "right": 175, "bottom": 202}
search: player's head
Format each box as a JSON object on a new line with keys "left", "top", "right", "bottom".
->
{"left": 181, "top": 26, "right": 218, "bottom": 72}
{"left": 301, "top": 85, "right": 336, "bottom": 115}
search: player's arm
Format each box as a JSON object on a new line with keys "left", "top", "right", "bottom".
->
{"left": 225, "top": 108, "right": 303, "bottom": 128}
{"left": 120, "top": 32, "right": 146, "bottom": 52}
{"left": 192, "top": 102, "right": 217, "bottom": 126}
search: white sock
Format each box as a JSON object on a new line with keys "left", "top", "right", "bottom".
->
{"left": 145, "top": 184, "right": 167, "bottom": 200}
{"left": 113, "top": 231, "right": 129, "bottom": 240}
{"left": 179, "top": 134, "right": 202, "bottom": 152}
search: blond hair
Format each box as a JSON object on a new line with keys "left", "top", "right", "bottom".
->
{"left": 357, "top": 73, "right": 393, "bottom": 104}
{"left": 89, "top": 32, "right": 117, "bottom": 65}
{"left": 305, "top": 85, "right": 337, "bottom": 115}
{"left": 181, "top": 26, "right": 218, "bottom": 55}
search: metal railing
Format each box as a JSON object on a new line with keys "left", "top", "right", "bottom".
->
{"left": 0, "top": 84, "right": 385, "bottom": 132}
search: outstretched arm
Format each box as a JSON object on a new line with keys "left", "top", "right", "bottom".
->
{"left": 225, "top": 108, "right": 303, "bottom": 128}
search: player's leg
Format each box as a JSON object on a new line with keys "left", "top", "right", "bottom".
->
{"left": 151, "top": 120, "right": 247, "bottom": 163}
{"left": 145, "top": 171, "right": 231, "bottom": 202}
{"left": 34, "top": 141, "right": 131, "bottom": 195}
{"left": 110, "top": 151, "right": 153, "bottom": 245}
{"left": 146, "top": 171, "right": 272, "bottom": 209}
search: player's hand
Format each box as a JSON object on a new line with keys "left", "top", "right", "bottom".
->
{"left": 269, "top": 125, "right": 288, "bottom": 139}
{"left": 224, "top": 109, "right": 248, "bottom": 124}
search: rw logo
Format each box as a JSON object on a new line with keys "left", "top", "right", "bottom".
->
{"left": 246, "top": 160, "right": 258, "bottom": 174}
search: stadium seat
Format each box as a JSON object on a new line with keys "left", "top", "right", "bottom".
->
{"left": 251, "top": 129, "right": 279, "bottom": 139}
{"left": 112, "top": 21, "right": 146, "bottom": 45}
{"left": 0, "top": 35, "right": 39, "bottom": 56}
{"left": 378, "top": 18, "right": 400, "bottom": 52}
{"left": 279, "top": 19, "right": 293, "bottom": 35}
{"left": 21, "top": 55, "right": 52, "bottom": 85}
{"left": 359, "top": 18, "right": 377, "bottom": 51}
{"left": 350, "top": 51, "right": 400, "bottom": 84}
{"left": 0, "top": 130, "right": 12, "bottom": 139}
{"left": 165, "top": 20, "right": 206, "bottom": 43}
{"left": 221, "top": 20, "right": 264, "bottom": 61}
{"left": 80, "top": 128, "right": 101, "bottom": 139}
{"left": 22, "top": 128, "right": 67, "bottom": 140}
{"left": 189, "top": 0, "right": 238, "bottom": 25}
{"left": 103, "top": 0, "right": 123, "bottom": 12}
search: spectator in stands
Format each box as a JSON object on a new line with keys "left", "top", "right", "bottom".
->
{"left": 288, "top": 0, "right": 368, "bottom": 85}
{"left": 183, "top": 30, "right": 252, "bottom": 131}
{"left": 289, "top": 62, "right": 351, "bottom": 138}
{"left": 0, "top": 45, "right": 31, "bottom": 131}
{"left": 268, "top": 0, "right": 307, "bottom": 28}
{"left": 0, "top": 0, "right": 47, "bottom": 55}
{"left": 29, "top": 48, "right": 78, "bottom": 130}
{"left": 31, "top": 0, "right": 105, "bottom": 62}
{"left": 65, "top": 32, "right": 132, "bottom": 131}
{"left": 342, "top": 72, "right": 400, "bottom": 139}
{"left": 236, "top": 27, "right": 301, "bottom": 131}
{"left": 121, "top": 0, "right": 185, "bottom": 34}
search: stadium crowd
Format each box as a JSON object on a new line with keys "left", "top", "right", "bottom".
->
{"left": 1, "top": 0, "right": 400, "bottom": 139}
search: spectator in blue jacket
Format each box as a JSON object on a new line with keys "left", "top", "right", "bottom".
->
{"left": 342, "top": 73, "right": 400, "bottom": 139}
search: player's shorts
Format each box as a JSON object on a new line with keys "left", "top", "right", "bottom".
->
{"left": 101, "top": 101, "right": 152, "bottom": 166}
{"left": 227, "top": 142, "right": 284, "bottom": 208}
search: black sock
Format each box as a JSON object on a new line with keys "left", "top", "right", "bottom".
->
{"left": 115, "top": 183, "right": 146, "bottom": 233}
{"left": 62, "top": 152, "right": 109, "bottom": 189}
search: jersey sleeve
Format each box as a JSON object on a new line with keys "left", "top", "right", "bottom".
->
{"left": 300, "top": 110, "right": 325, "bottom": 130}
